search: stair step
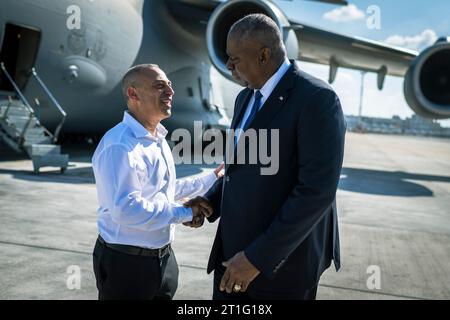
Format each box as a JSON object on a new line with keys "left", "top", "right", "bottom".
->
{"left": 0, "top": 121, "right": 18, "bottom": 137}
{"left": 25, "top": 127, "right": 45, "bottom": 137}
{"left": 23, "top": 136, "right": 52, "bottom": 146}
{"left": 0, "top": 131, "right": 22, "bottom": 153}
{"left": 31, "top": 154, "right": 69, "bottom": 173}
{"left": 24, "top": 136, "right": 49, "bottom": 144}
{"left": 4, "top": 115, "right": 39, "bottom": 129}
{"left": 0, "top": 124, "right": 33, "bottom": 139}
{"left": 0, "top": 100, "right": 27, "bottom": 109}
{"left": 1, "top": 97, "right": 68, "bottom": 174}
{"left": 27, "top": 144, "right": 61, "bottom": 156}
{"left": 24, "top": 134, "right": 48, "bottom": 142}
{"left": 1, "top": 125, "right": 46, "bottom": 140}
{"left": 0, "top": 106, "right": 31, "bottom": 117}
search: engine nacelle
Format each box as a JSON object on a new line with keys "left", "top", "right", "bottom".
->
{"left": 404, "top": 41, "right": 450, "bottom": 119}
{"left": 206, "top": 0, "right": 298, "bottom": 81}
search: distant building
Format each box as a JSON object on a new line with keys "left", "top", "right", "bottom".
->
{"left": 345, "top": 115, "right": 450, "bottom": 138}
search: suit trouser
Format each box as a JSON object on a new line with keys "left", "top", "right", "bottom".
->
{"left": 212, "top": 262, "right": 318, "bottom": 300}
{"left": 92, "top": 239, "right": 178, "bottom": 300}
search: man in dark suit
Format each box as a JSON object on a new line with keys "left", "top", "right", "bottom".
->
{"left": 197, "top": 13, "right": 345, "bottom": 300}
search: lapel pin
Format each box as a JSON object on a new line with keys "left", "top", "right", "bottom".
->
{"left": 279, "top": 96, "right": 284, "bottom": 101}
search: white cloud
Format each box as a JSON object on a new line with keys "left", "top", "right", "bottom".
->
{"left": 323, "top": 4, "right": 365, "bottom": 23}
{"left": 384, "top": 29, "right": 438, "bottom": 51}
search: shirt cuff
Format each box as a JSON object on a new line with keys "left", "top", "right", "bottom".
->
{"left": 203, "top": 170, "right": 219, "bottom": 187}
{"left": 171, "top": 204, "right": 193, "bottom": 224}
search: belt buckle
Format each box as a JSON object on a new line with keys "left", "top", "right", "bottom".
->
{"left": 158, "top": 245, "right": 168, "bottom": 258}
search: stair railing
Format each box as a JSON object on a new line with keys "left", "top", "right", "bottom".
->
{"left": 0, "top": 62, "right": 36, "bottom": 146}
{"left": 0, "top": 95, "right": 13, "bottom": 119}
{"left": 30, "top": 67, "right": 66, "bottom": 143}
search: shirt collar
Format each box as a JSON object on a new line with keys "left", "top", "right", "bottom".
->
{"left": 122, "top": 111, "right": 168, "bottom": 142}
{"left": 257, "top": 58, "right": 291, "bottom": 99}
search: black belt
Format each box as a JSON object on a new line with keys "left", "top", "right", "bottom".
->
{"left": 97, "top": 235, "right": 171, "bottom": 258}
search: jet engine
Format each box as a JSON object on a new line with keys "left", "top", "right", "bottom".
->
{"left": 404, "top": 40, "right": 450, "bottom": 119}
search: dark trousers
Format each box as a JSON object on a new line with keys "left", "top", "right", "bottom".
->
{"left": 212, "top": 263, "right": 318, "bottom": 300}
{"left": 92, "top": 239, "right": 178, "bottom": 300}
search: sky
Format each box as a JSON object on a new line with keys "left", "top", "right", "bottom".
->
{"left": 273, "top": 0, "right": 450, "bottom": 127}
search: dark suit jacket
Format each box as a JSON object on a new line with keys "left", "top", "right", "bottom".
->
{"left": 205, "top": 62, "right": 346, "bottom": 298}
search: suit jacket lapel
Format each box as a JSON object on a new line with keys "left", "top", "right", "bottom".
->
{"left": 230, "top": 89, "right": 252, "bottom": 130}
{"left": 247, "top": 63, "right": 296, "bottom": 131}
{"left": 224, "top": 89, "right": 252, "bottom": 172}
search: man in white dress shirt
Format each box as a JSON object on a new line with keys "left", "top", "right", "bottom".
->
{"left": 92, "top": 64, "right": 222, "bottom": 300}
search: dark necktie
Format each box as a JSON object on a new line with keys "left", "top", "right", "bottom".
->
{"left": 242, "top": 90, "right": 263, "bottom": 131}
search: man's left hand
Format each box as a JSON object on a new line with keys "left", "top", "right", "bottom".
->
{"left": 214, "top": 162, "right": 224, "bottom": 178}
{"left": 220, "top": 251, "right": 260, "bottom": 293}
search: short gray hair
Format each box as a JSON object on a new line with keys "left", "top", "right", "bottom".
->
{"left": 229, "top": 14, "right": 286, "bottom": 61}
{"left": 121, "top": 64, "right": 159, "bottom": 102}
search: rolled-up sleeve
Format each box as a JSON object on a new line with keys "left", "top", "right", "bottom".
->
{"left": 174, "top": 170, "right": 217, "bottom": 201}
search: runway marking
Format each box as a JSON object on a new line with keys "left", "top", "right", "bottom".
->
{"left": 0, "top": 239, "right": 433, "bottom": 300}
{"left": 0, "top": 240, "right": 92, "bottom": 256}
{"left": 178, "top": 263, "right": 207, "bottom": 271}
{"left": 318, "top": 283, "right": 427, "bottom": 300}
{"left": 0, "top": 239, "right": 209, "bottom": 271}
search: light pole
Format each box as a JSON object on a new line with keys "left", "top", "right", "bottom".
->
{"left": 358, "top": 71, "right": 366, "bottom": 119}
{"left": 358, "top": 71, "right": 367, "bottom": 132}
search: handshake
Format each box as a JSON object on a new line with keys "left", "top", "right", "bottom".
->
{"left": 182, "top": 196, "right": 213, "bottom": 228}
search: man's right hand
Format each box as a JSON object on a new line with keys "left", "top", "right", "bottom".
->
{"left": 183, "top": 196, "right": 213, "bottom": 228}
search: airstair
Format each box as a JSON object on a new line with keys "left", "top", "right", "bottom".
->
{"left": 0, "top": 62, "right": 69, "bottom": 173}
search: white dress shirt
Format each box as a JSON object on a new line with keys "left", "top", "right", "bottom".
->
{"left": 92, "top": 111, "right": 217, "bottom": 249}
{"left": 235, "top": 58, "right": 291, "bottom": 143}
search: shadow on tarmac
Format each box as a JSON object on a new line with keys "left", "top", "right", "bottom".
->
{"left": 3, "top": 140, "right": 450, "bottom": 197}
{"left": 339, "top": 167, "right": 450, "bottom": 197}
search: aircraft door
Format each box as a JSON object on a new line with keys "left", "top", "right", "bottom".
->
{"left": 0, "top": 23, "right": 41, "bottom": 92}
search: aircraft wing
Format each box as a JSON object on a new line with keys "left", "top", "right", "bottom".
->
{"left": 172, "top": 0, "right": 448, "bottom": 118}
{"left": 174, "top": 0, "right": 347, "bottom": 11}
{"left": 289, "top": 19, "right": 418, "bottom": 87}
{"left": 173, "top": 0, "right": 417, "bottom": 89}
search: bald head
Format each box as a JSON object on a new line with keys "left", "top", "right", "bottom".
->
{"left": 122, "top": 64, "right": 160, "bottom": 102}
{"left": 228, "top": 14, "right": 286, "bottom": 64}
{"left": 120, "top": 64, "right": 174, "bottom": 130}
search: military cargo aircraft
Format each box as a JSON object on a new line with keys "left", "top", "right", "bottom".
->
{"left": 0, "top": 0, "right": 448, "bottom": 171}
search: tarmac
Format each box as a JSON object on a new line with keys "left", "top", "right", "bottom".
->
{"left": 0, "top": 132, "right": 449, "bottom": 300}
